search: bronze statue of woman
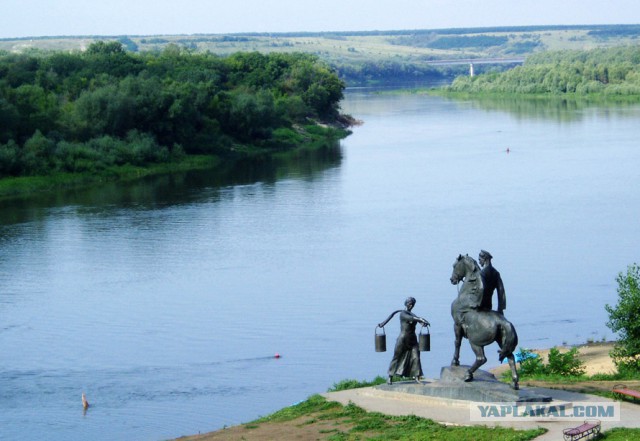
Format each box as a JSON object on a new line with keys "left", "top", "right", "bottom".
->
{"left": 378, "top": 297, "right": 430, "bottom": 384}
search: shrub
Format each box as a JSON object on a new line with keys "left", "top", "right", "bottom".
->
{"left": 517, "top": 348, "right": 546, "bottom": 376}
{"left": 606, "top": 263, "right": 640, "bottom": 374}
{"left": 515, "top": 346, "right": 585, "bottom": 378}
{"left": 54, "top": 140, "right": 102, "bottom": 172}
{"left": 547, "top": 347, "right": 586, "bottom": 376}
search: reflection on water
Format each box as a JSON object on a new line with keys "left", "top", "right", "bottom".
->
{"left": 446, "top": 94, "right": 640, "bottom": 122}
{"left": 0, "top": 142, "right": 343, "bottom": 226}
{"left": 1, "top": 92, "right": 640, "bottom": 441}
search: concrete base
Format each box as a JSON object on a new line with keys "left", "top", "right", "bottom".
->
{"left": 375, "top": 365, "right": 552, "bottom": 403}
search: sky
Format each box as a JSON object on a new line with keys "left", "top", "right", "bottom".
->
{"left": 2, "top": 0, "right": 639, "bottom": 39}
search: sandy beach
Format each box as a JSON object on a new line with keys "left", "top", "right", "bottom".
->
{"left": 489, "top": 341, "right": 617, "bottom": 377}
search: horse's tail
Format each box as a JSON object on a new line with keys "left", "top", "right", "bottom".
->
{"left": 497, "top": 318, "right": 518, "bottom": 362}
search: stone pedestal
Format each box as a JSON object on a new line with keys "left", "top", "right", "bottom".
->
{"left": 375, "top": 365, "right": 552, "bottom": 403}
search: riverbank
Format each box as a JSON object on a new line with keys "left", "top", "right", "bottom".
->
{"left": 0, "top": 125, "right": 350, "bottom": 202}
{"left": 0, "top": 155, "right": 221, "bottom": 201}
{"left": 174, "top": 342, "right": 639, "bottom": 441}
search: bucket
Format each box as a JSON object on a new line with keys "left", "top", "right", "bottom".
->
{"left": 419, "top": 325, "right": 430, "bottom": 352}
{"left": 375, "top": 326, "right": 386, "bottom": 352}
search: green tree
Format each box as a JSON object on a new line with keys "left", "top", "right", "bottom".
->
{"left": 606, "top": 263, "right": 640, "bottom": 374}
{"left": 85, "top": 41, "right": 126, "bottom": 55}
{"left": 9, "top": 84, "right": 59, "bottom": 141}
{"left": 0, "top": 97, "right": 20, "bottom": 143}
{"left": 83, "top": 41, "right": 143, "bottom": 79}
{"left": 226, "top": 89, "right": 277, "bottom": 141}
{"left": 69, "top": 83, "right": 134, "bottom": 138}
{"left": 22, "top": 130, "right": 56, "bottom": 174}
{"left": 0, "top": 140, "right": 23, "bottom": 177}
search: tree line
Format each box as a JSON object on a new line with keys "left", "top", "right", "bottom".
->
{"left": 335, "top": 60, "right": 450, "bottom": 86}
{"left": 0, "top": 42, "right": 346, "bottom": 178}
{"left": 446, "top": 46, "right": 640, "bottom": 96}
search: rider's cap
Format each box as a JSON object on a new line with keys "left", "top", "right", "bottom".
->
{"left": 479, "top": 250, "right": 493, "bottom": 259}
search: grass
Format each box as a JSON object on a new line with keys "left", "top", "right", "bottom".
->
{"left": 235, "top": 373, "right": 640, "bottom": 440}
{"left": 600, "top": 428, "right": 640, "bottom": 440}
{"left": 513, "top": 372, "right": 640, "bottom": 383}
{"left": 328, "top": 376, "right": 388, "bottom": 392}
{"left": 251, "top": 394, "right": 547, "bottom": 441}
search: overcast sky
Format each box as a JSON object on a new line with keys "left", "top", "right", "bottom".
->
{"left": 2, "top": 0, "right": 639, "bottom": 39}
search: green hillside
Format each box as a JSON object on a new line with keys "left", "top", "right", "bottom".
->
{"left": 2, "top": 24, "right": 639, "bottom": 85}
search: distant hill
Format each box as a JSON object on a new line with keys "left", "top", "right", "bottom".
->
{"left": 3, "top": 24, "right": 638, "bottom": 85}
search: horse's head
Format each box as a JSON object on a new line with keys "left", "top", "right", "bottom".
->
{"left": 450, "top": 254, "right": 479, "bottom": 285}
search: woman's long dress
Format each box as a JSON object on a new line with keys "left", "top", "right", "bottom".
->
{"left": 388, "top": 311, "right": 423, "bottom": 378}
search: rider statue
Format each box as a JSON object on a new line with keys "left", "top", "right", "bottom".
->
{"left": 478, "top": 250, "right": 506, "bottom": 315}
{"left": 449, "top": 253, "right": 519, "bottom": 389}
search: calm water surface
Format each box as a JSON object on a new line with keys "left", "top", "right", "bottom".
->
{"left": 1, "top": 90, "right": 639, "bottom": 440}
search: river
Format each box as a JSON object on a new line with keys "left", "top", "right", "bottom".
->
{"left": 1, "top": 89, "right": 639, "bottom": 440}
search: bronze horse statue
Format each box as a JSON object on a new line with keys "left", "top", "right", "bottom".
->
{"left": 450, "top": 254, "right": 519, "bottom": 389}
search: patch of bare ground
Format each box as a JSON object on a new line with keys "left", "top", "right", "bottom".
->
{"left": 174, "top": 412, "right": 373, "bottom": 441}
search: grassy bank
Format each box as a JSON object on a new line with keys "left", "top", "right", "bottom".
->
{"left": 178, "top": 394, "right": 546, "bottom": 441}
{"left": 177, "top": 344, "right": 640, "bottom": 440}
{"left": 176, "top": 383, "right": 640, "bottom": 441}
{"left": 0, "top": 155, "right": 221, "bottom": 201}
{"left": 429, "top": 88, "right": 640, "bottom": 102}
{"left": 0, "top": 125, "right": 350, "bottom": 202}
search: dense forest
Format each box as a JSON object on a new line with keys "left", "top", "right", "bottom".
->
{"left": 0, "top": 42, "right": 348, "bottom": 179}
{"left": 447, "top": 46, "right": 640, "bottom": 95}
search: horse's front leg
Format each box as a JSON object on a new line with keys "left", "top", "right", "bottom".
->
{"left": 465, "top": 343, "right": 487, "bottom": 382}
{"left": 506, "top": 354, "right": 519, "bottom": 390}
{"left": 451, "top": 323, "right": 462, "bottom": 366}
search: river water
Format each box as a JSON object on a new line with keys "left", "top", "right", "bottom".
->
{"left": 1, "top": 90, "right": 639, "bottom": 441}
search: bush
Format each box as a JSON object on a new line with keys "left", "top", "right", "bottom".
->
{"left": 271, "top": 127, "right": 304, "bottom": 149}
{"left": 517, "top": 348, "right": 546, "bottom": 376}
{"left": 54, "top": 140, "right": 103, "bottom": 172}
{"left": 606, "top": 263, "right": 640, "bottom": 374}
{"left": 515, "top": 346, "right": 585, "bottom": 378}
{"left": 547, "top": 347, "right": 586, "bottom": 376}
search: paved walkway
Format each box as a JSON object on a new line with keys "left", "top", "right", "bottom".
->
{"left": 323, "top": 385, "right": 640, "bottom": 440}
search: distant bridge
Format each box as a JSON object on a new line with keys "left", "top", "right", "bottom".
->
{"left": 425, "top": 57, "right": 525, "bottom": 66}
